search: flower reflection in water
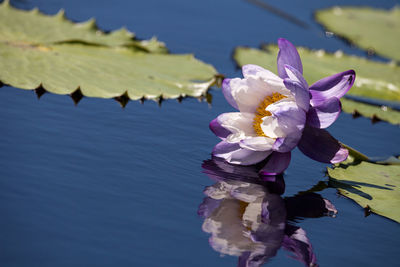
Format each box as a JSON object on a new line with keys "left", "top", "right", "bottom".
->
{"left": 198, "top": 158, "right": 337, "bottom": 267}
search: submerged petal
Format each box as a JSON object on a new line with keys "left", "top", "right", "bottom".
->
{"left": 259, "top": 152, "right": 291, "bottom": 176}
{"left": 277, "top": 38, "right": 303, "bottom": 79}
{"left": 212, "top": 141, "right": 271, "bottom": 165}
{"left": 297, "top": 126, "right": 348, "bottom": 164}
{"left": 306, "top": 97, "right": 341, "bottom": 129}
{"left": 309, "top": 70, "right": 355, "bottom": 106}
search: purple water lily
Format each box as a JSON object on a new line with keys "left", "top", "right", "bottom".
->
{"left": 210, "top": 38, "right": 355, "bottom": 175}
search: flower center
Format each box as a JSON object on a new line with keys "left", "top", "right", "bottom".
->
{"left": 253, "top": 92, "right": 286, "bottom": 137}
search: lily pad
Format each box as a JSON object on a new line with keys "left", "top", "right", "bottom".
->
{"left": 328, "top": 161, "right": 400, "bottom": 223}
{"left": 0, "top": 1, "right": 217, "bottom": 101}
{"left": 233, "top": 45, "right": 400, "bottom": 123}
{"left": 340, "top": 98, "right": 400, "bottom": 125}
{"left": 0, "top": 0, "right": 166, "bottom": 52}
{"left": 315, "top": 6, "right": 400, "bottom": 62}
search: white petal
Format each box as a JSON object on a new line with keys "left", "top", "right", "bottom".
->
{"left": 212, "top": 141, "right": 270, "bottom": 165}
{"left": 239, "top": 136, "right": 275, "bottom": 151}
{"left": 229, "top": 74, "right": 290, "bottom": 113}
{"left": 260, "top": 115, "right": 286, "bottom": 139}
{"left": 266, "top": 100, "right": 306, "bottom": 136}
{"left": 242, "top": 64, "right": 281, "bottom": 82}
{"left": 257, "top": 99, "right": 306, "bottom": 142}
{"left": 217, "top": 112, "right": 255, "bottom": 143}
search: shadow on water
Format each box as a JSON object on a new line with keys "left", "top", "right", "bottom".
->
{"left": 198, "top": 157, "right": 338, "bottom": 267}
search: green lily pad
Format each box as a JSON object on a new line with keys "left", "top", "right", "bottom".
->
{"left": 233, "top": 45, "right": 400, "bottom": 123}
{"left": 328, "top": 161, "right": 400, "bottom": 223}
{"left": 315, "top": 6, "right": 400, "bottom": 62}
{"left": 0, "top": 1, "right": 217, "bottom": 101}
{"left": 0, "top": 0, "right": 166, "bottom": 53}
{"left": 340, "top": 98, "right": 400, "bottom": 125}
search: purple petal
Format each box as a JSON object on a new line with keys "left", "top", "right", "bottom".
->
{"left": 222, "top": 78, "right": 239, "bottom": 109}
{"left": 284, "top": 64, "right": 308, "bottom": 89}
{"left": 277, "top": 38, "right": 303, "bottom": 79}
{"left": 272, "top": 134, "right": 302, "bottom": 153}
{"left": 309, "top": 70, "right": 355, "bottom": 106}
{"left": 306, "top": 97, "right": 341, "bottom": 129}
{"left": 264, "top": 101, "right": 305, "bottom": 152}
{"left": 209, "top": 118, "right": 231, "bottom": 139}
{"left": 297, "top": 126, "right": 349, "bottom": 164}
{"left": 212, "top": 141, "right": 270, "bottom": 165}
{"left": 283, "top": 79, "right": 310, "bottom": 112}
{"left": 259, "top": 152, "right": 291, "bottom": 176}
{"left": 267, "top": 101, "right": 306, "bottom": 138}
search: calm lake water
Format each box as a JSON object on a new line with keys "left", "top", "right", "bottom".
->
{"left": 1, "top": 0, "right": 399, "bottom": 266}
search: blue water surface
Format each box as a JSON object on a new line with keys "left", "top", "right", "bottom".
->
{"left": 1, "top": 0, "right": 399, "bottom": 266}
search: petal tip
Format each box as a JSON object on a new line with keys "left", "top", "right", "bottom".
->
{"left": 330, "top": 147, "right": 349, "bottom": 164}
{"left": 221, "top": 78, "right": 238, "bottom": 109}
{"left": 222, "top": 78, "right": 231, "bottom": 89}
{"left": 278, "top": 38, "right": 291, "bottom": 47}
{"left": 277, "top": 38, "right": 303, "bottom": 78}
{"left": 209, "top": 117, "right": 230, "bottom": 139}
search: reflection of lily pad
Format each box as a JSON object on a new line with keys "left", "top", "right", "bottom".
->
{"left": 0, "top": 1, "right": 217, "bottom": 101}
{"left": 233, "top": 46, "right": 400, "bottom": 124}
{"left": 315, "top": 6, "right": 400, "bottom": 62}
{"left": 328, "top": 161, "right": 400, "bottom": 223}
{"left": 341, "top": 98, "right": 400, "bottom": 125}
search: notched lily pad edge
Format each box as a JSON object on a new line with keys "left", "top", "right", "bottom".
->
{"left": 0, "top": 0, "right": 222, "bottom": 106}
{"left": 0, "top": 0, "right": 167, "bottom": 53}
{"left": 0, "top": 74, "right": 224, "bottom": 107}
{"left": 313, "top": 6, "right": 400, "bottom": 64}
{"left": 341, "top": 97, "right": 400, "bottom": 125}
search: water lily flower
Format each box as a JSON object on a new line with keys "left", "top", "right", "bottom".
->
{"left": 210, "top": 38, "right": 355, "bottom": 175}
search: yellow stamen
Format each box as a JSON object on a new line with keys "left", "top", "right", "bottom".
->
{"left": 253, "top": 92, "right": 286, "bottom": 137}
